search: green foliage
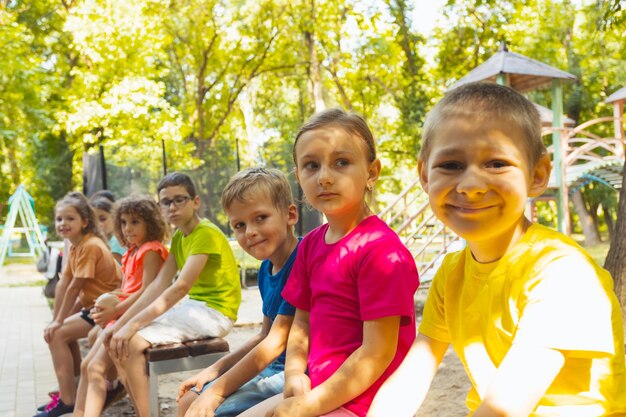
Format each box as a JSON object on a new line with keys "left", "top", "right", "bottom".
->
{"left": 2, "top": 0, "right": 626, "bottom": 231}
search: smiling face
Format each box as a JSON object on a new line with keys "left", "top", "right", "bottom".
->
{"left": 120, "top": 213, "right": 148, "bottom": 247}
{"left": 55, "top": 204, "right": 88, "bottom": 244}
{"left": 226, "top": 192, "right": 298, "bottom": 269}
{"left": 94, "top": 208, "right": 114, "bottom": 237}
{"left": 294, "top": 126, "right": 380, "bottom": 222}
{"left": 419, "top": 115, "right": 550, "bottom": 262}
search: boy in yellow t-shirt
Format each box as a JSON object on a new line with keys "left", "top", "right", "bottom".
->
{"left": 368, "top": 82, "right": 626, "bottom": 417}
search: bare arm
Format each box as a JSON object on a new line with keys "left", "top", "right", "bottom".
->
{"left": 110, "top": 252, "right": 178, "bottom": 330}
{"left": 108, "top": 253, "right": 208, "bottom": 358}
{"left": 183, "top": 314, "right": 294, "bottom": 416}
{"left": 44, "top": 276, "right": 86, "bottom": 343}
{"left": 55, "top": 276, "right": 86, "bottom": 323}
{"left": 283, "top": 309, "right": 311, "bottom": 398}
{"left": 367, "top": 333, "right": 449, "bottom": 417}
{"left": 51, "top": 274, "right": 70, "bottom": 319}
{"left": 471, "top": 344, "right": 565, "bottom": 417}
{"left": 92, "top": 250, "right": 164, "bottom": 325}
{"left": 270, "top": 316, "right": 401, "bottom": 417}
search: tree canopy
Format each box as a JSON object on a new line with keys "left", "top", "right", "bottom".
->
{"left": 2, "top": 0, "right": 626, "bottom": 232}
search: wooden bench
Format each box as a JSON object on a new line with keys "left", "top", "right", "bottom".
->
{"left": 145, "top": 337, "right": 230, "bottom": 417}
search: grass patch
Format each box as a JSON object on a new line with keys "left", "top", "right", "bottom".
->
{"left": 0, "top": 279, "right": 47, "bottom": 288}
{"left": 3, "top": 257, "right": 37, "bottom": 265}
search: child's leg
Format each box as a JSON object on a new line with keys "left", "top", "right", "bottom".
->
{"left": 177, "top": 391, "right": 197, "bottom": 416}
{"left": 83, "top": 342, "right": 115, "bottom": 417}
{"left": 48, "top": 313, "right": 92, "bottom": 405}
{"left": 320, "top": 409, "right": 359, "bottom": 417}
{"left": 74, "top": 331, "right": 105, "bottom": 417}
{"left": 236, "top": 393, "right": 283, "bottom": 417}
{"left": 110, "top": 333, "right": 151, "bottom": 417}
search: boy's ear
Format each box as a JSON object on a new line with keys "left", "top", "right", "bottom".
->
{"left": 418, "top": 159, "right": 429, "bottom": 193}
{"left": 286, "top": 203, "right": 298, "bottom": 226}
{"left": 529, "top": 154, "right": 551, "bottom": 197}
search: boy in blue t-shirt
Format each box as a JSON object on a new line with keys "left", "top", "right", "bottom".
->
{"left": 177, "top": 167, "right": 300, "bottom": 417}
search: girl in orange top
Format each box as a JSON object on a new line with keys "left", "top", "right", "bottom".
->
{"left": 39, "top": 192, "right": 122, "bottom": 417}
{"left": 73, "top": 196, "right": 169, "bottom": 417}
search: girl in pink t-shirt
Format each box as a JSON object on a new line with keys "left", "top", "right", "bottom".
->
{"left": 241, "top": 108, "right": 419, "bottom": 417}
{"left": 73, "top": 196, "right": 169, "bottom": 417}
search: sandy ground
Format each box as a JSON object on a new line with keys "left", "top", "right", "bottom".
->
{"left": 103, "top": 287, "right": 472, "bottom": 417}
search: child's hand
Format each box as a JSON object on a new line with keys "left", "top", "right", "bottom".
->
{"left": 107, "top": 324, "right": 135, "bottom": 359}
{"left": 177, "top": 367, "right": 219, "bottom": 401}
{"left": 265, "top": 396, "right": 315, "bottom": 417}
{"left": 283, "top": 372, "right": 311, "bottom": 398}
{"left": 43, "top": 320, "right": 62, "bottom": 343}
{"left": 101, "top": 324, "right": 117, "bottom": 348}
{"left": 183, "top": 392, "right": 224, "bottom": 417}
{"left": 90, "top": 304, "right": 117, "bottom": 327}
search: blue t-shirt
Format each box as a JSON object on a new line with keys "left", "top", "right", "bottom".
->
{"left": 258, "top": 240, "right": 299, "bottom": 367}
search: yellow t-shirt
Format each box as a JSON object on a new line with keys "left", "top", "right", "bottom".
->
{"left": 420, "top": 223, "right": 626, "bottom": 416}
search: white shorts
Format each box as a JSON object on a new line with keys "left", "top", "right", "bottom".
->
{"left": 137, "top": 297, "right": 233, "bottom": 345}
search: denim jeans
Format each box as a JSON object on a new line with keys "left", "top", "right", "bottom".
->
{"left": 194, "top": 362, "right": 285, "bottom": 417}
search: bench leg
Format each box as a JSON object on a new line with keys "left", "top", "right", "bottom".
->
{"left": 148, "top": 363, "right": 160, "bottom": 417}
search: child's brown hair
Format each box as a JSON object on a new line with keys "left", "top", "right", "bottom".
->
{"left": 113, "top": 195, "right": 168, "bottom": 247}
{"left": 221, "top": 167, "right": 294, "bottom": 214}
{"left": 421, "top": 82, "right": 546, "bottom": 167}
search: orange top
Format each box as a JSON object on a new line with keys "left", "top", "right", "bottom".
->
{"left": 63, "top": 233, "right": 121, "bottom": 308}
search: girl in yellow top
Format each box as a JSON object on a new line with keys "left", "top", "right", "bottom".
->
{"left": 368, "top": 82, "right": 626, "bottom": 417}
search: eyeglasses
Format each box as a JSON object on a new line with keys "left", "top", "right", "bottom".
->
{"left": 159, "top": 196, "right": 191, "bottom": 209}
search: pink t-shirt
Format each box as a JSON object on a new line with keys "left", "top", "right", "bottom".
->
{"left": 119, "top": 241, "right": 169, "bottom": 299}
{"left": 282, "top": 215, "right": 419, "bottom": 417}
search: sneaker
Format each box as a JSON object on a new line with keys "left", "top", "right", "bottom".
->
{"left": 32, "top": 399, "right": 74, "bottom": 417}
{"left": 36, "top": 392, "right": 59, "bottom": 412}
{"left": 103, "top": 382, "right": 126, "bottom": 409}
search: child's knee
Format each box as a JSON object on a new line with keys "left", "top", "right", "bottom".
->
{"left": 87, "top": 359, "right": 107, "bottom": 380}
{"left": 177, "top": 391, "right": 197, "bottom": 416}
{"left": 80, "top": 357, "right": 91, "bottom": 375}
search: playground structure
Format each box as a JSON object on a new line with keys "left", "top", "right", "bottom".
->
{"left": 0, "top": 185, "right": 47, "bottom": 268}
{"left": 380, "top": 43, "right": 626, "bottom": 281}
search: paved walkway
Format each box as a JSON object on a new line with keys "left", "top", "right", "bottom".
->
{"left": 0, "top": 263, "right": 263, "bottom": 417}
{"left": 0, "top": 263, "right": 56, "bottom": 417}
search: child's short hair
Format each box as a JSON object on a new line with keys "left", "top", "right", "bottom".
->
{"left": 421, "top": 82, "right": 546, "bottom": 166}
{"left": 90, "top": 195, "right": 115, "bottom": 214}
{"left": 221, "top": 167, "right": 294, "bottom": 213}
{"left": 56, "top": 191, "right": 104, "bottom": 241}
{"left": 114, "top": 196, "right": 168, "bottom": 247}
{"left": 293, "top": 108, "right": 377, "bottom": 165}
{"left": 157, "top": 172, "right": 198, "bottom": 198}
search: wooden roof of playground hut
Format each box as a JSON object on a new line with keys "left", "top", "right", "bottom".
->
{"left": 533, "top": 103, "right": 575, "bottom": 127}
{"left": 448, "top": 42, "right": 577, "bottom": 92}
{"left": 605, "top": 86, "right": 626, "bottom": 104}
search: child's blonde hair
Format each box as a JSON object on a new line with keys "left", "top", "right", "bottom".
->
{"left": 114, "top": 196, "right": 168, "bottom": 247}
{"left": 421, "top": 82, "right": 546, "bottom": 167}
{"left": 292, "top": 108, "right": 377, "bottom": 166}
{"left": 55, "top": 191, "right": 106, "bottom": 242}
{"left": 221, "top": 167, "right": 294, "bottom": 213}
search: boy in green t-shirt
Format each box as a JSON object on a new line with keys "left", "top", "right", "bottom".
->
{"left": 104, "top": 172, "right": 241, "bottom": 417}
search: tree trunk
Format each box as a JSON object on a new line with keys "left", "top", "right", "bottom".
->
{"left": 603, "top": 203, "right": 615, "bottom": 241}
{"left": 603, "top": 165, "right": 626, "bottom": 341}
{"left": 572, "top": 190, "right": 601, "bottom": 245}
{"left": 305, "top": 0, "right": 325, "bottom": 112}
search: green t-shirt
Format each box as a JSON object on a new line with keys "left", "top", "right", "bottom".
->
{"left": 171, "top": 218, "right": 241, "bottom": 321}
